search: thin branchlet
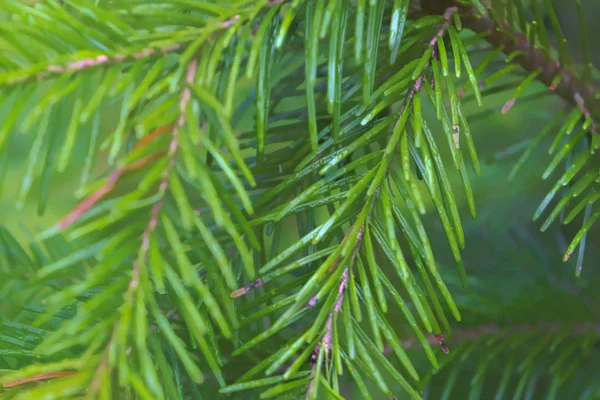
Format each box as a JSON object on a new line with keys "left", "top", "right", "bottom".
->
{"left": 3, "top": 44, "right": 181, "bottom": 87}
{"left": 89, "top": 59, "right": 197, "bottom": 393}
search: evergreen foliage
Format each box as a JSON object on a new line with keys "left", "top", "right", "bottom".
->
{"left": 0, "top": 0, "right": 599, "bottom": 398}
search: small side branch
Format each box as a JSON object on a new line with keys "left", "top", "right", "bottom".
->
{"left": 89, "top": 59, "right": 197, "bottom": 392}
{"left": 4, "top": 44, "right": 181, "bottom": 87}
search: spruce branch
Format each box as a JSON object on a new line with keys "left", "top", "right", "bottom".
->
{"left": 0, "top": 0, "right": 284, "bottom": 88}
{"left": 305, "top": 195, "right": 375, "bottom": 398}
{"left": 89, "top": 58, "right": 198, "bottom": 395}
{"left": 303, "top": 8, "right": 461, "bottom": 396}
{"left": 421, "top": 0, "right": 599, "bottom": 130}
{"left": 414, "top": 0, "right": 600, "bottom": 276}
{"left": 138, "top": 58, "right": 197, "bottom": 256}
{"left": 52, "top": 0, "right": 284, "bottom": 231}
{"left": 465, "top": 8, "right": 599, "bottom": 130}
{"left": 0, "top": 44, "right": 182, "bottom": 87}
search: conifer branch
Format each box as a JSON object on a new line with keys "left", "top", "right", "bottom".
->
{"left": 463, "top": 8, "right": 599, "bottom": 130}
{"left": 136, "top": 58, "right": 197, "bottom": 266}
{"left": 421, "top": 0, "right": 599, "bottom": 130}
{"left": 0, "top": 0, "right": 284, "bottom": 87}
{"left": 304, "top": 9, "right": 461, "bottom": 394}
{"left": 89, "top": 59, "right": 197, "bottom": 394}
{"left": 1, "top": 44, "right": 182, "bottom": 87}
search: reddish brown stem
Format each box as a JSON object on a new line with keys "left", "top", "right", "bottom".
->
{"left": 2, "top": 371, "right": 77, "bottom": 388}
{"left": 421, "top": 0, "right": 599, "bottom": 128}
{"left": 463, "top": 9, "right": 599, "bottom": 128}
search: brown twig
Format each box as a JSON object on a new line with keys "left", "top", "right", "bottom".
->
{"left": 397, "top": 321, "right": 600, "bottom": 354}
{"left": 2, "top": 371, "right": 78, "bottom": 388}
{"left": 4, "top": 44, "right": 181, "bottom": 87}
{"left": 421, "top": 0, "right": 599, "bottom": 132}
{"left": 465, "top": 12, "right": 598, "bottom": 123}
